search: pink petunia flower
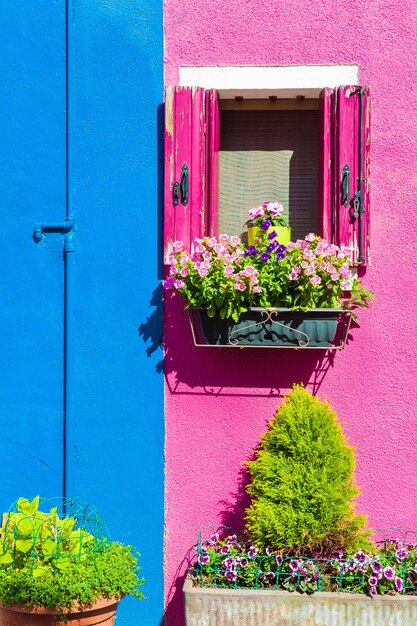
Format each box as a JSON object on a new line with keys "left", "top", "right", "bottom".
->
{"left": 224, "top": 266, "right": 234, "bottom": 277}
{"left": 310, "top": 275, "right": 321, "bottom": 285}
{"left": 230, "top": 236, "right": 241, "bottom": 247}
{"left": 265, "top": 201, "right": 285, "bottom": 215}
{"left": 243, "top": 265, "right": 257, "bottom": 277}
{"left": 174, "top": 279, "right": 185, "bottom": 289}
{"left": 249, "top": 206, "right": 264, "bottom": 219}
{"left": 172, "top": 241, "right": 184, "bottom": 252}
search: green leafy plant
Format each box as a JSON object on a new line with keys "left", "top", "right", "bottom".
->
{"left": 164, "top": 203, "right": 373, "bottom": 322}
{"left": 195, "top": 531, "right": 417, "bottom": 597}
{"left": 245, "top": 385, "right": 372, "bottom": 556}
{"left": 0, "top": 497, "right": 143, "bottom": 614}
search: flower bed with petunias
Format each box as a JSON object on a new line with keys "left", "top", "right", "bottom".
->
{"left": 164, "top": 202, "right": 372, "bottom": 322}
{"left": 195, "top": 531, "right": 417, "bottom": 597}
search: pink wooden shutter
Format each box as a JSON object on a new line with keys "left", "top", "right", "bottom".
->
{"left": 334, "top": 86, "right": 371, "bottom": 265}
{"left": 164, "top": 86, "right": 206, "bottom": 261}
{"left": 205, "top": 89, "right": 220, "bottom": 237}
{"left": 318, "top": 88, "right": 335, "bottom": 241}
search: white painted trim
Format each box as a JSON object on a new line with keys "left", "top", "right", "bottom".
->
{"left": 179, "top": 65, "right": 359, "bottom": 99}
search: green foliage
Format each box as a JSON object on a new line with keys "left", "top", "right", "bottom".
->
{"left": 165, "top": 203, "right": 373, "bottom": 322}
{"left": 0, "top": 497, "right": 98, "bottom": 575}
{"left": 245, "top": 386, "right": 372, "bottom": 555}
{"left": 0, "top": 497, "right": 144, "bottom": 612}
{"left": 196, "top": 533, "right": 416, "bottom": 597}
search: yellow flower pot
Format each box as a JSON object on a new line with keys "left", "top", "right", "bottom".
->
{"left": 248, "top": 226, "right": 292, "bottom": 246}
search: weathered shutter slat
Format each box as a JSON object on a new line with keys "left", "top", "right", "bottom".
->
{"left": 318, "top": 88, "right": 334, "bottom": 241}
{"left": 334, "top": 85, "right": 370, "bottom": 265}
{"left": 206, "top": 89, "right": 220, "bottom": 237}
{"left": 362, "top": 88, "right": 371, "bottom": 265}
{"left": 164, "top": 86, "right": 206, "bottom": 261}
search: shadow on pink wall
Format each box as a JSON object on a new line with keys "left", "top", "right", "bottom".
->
{"left": 162, "top": 290, "right": 359, "bottom": 626}
{"left": 163, "top": 290, "right": 350, "bottom": 396}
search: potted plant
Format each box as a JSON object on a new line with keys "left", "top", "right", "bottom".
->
{"left": 184, "top": 387, "right": 417, "bottom": 625}
{"left": 0, "top": 496, "right": 144, "bottom": 625}
{"left": 164, "top": 203, "right": 373, "bottom": 348}
{"left": 246, "top": 201, "right": 292, "bottom": 246}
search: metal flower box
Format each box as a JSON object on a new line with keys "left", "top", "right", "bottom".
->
{"left": 183, "top": 576, "right": 417, "bottom": 626}
{"left": 188, "top": 307, "right": 352, "bottom": 349}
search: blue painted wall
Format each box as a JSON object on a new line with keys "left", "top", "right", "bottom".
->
{"left": 0, "top": 2, "right": 164, "bottom": 625}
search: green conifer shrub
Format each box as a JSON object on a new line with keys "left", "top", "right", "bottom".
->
{"left": 245, "top": 385, "right": 371, "bottom": 555}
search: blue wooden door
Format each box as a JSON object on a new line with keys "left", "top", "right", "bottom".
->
{"left": 0, "top": 2, "right": 164, "bottom": 625}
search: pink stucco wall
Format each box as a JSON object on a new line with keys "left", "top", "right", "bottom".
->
{"left": 163, "top": 1, "right": 417, "bottom": 623}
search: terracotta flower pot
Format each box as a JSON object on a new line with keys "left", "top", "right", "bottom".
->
{"left": 0, "top": 597, "right": 118, "bottom": 626}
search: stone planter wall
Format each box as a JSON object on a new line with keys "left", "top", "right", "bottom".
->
{"left": 183, "top": 577, "right": 417, "bottom": 626}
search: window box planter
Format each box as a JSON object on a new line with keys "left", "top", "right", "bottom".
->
{"left": 183, "top": 576, "right": 417, "bottom": 626}
{"left": 188, "top": 307, "right": 352, "bottom": 349}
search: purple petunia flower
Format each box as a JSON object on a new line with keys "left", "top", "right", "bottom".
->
{"left": 248, "top": 246, "right": 258, "bottom": 255}
{"left": 267, "top": 241, "right": 278, "bottom": 252}
{"left": 227, "top": 534, "right": 237, "bottom": 544}
{"left": 240, "top": 558, "right": 248, "bottom": 568}
{"left": 332, "top": 549, "right": 344, "bottom": 560}
{"left": 289, "top": 559, "right": 302, "bottom": 572}
{"left": 265, "top": 546, "right": 272, "bottom": 556}
{"left": 354, "top": 550, "right": 367, "bottom": 563}
{"left": 225, "top": 570, "right": 237, "bottom": 582}
{"left": 395, "top": 576, "right": 403, "bottom": 592}
{"left": 222, "top": 557, "right": 234, "bottom": 568}
{"left": 275, "top": 555, "right": 283, "bottom": 566}
{"left": 210, "top": 533, "right": 219, "bottom": 542}
{"left": 396, "top": 548, "right": 408, "bottom": 560}
{"left": 247, "top": 546, "right": 258, "bottom": 558}
{"left": 276, "top": 252, "right": 285, "bottom": 260}
{"left": 198, "top": 553, "right": 210, "bottom": 565}
{"left": 261, "top": 220, "right": 271, "bottom": 231}
{"left": 369, "top": 586, "right": 378, "bottom": 597}
{"left": 263, "top": 571, "right": 275, "bottom": 580}
{"left": 369, "top": 575, "right": 379, "bottom": 587}
{"left": 220, "top": 545, "right": 230, "bottom": 554}
{"left": 371, "top": 561, "right": 382, "bottom": 574}
{"left": 277, "top": 244, "right": 287, "bottom": 253}
{"left": 268, "top": 230, "right": 278, "bottom": 239}
{"left": 384, "top": 566, "right": 395, "bottom": 580}
{"left": 260, "top": 252, "right": 270, "bottom": 262}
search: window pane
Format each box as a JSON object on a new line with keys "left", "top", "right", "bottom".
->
{"left": 219, "top": 109, "right": 319, "bottom": 240}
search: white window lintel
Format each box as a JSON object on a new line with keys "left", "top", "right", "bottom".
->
{"left": 179, "top": 65, "right": 359, "bottom": 99}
